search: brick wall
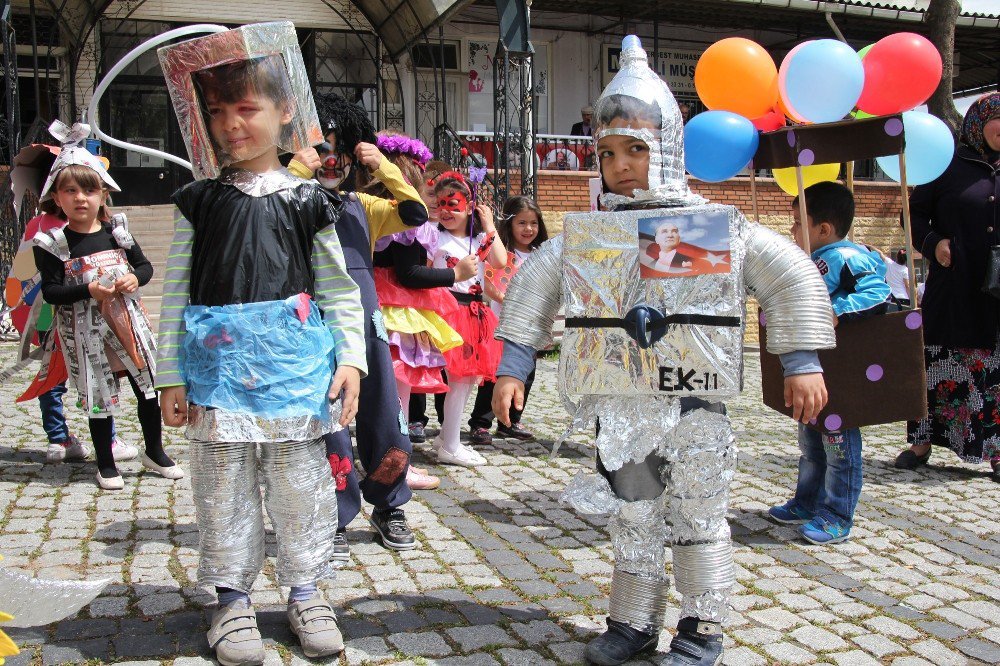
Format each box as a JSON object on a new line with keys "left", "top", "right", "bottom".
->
{"left": 534, "top": 170, "right": 909, "bottom": 343}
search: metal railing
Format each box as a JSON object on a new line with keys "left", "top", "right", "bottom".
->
{"left": 457, "top": 131, "right": 597, "bottom": 172}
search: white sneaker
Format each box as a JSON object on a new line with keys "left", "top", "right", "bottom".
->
{"left": 435, "top": 442, "right": 487, "bottom": 467}
{"left": 46, "top": 435, "right": 90, "bottom": 463}
{"left": 112, "top": 437, "right": 139, "bottom": 461}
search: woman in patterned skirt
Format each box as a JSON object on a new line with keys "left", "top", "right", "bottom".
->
{"left": 896, "top": 92, "right": 1000, "bottom": 479}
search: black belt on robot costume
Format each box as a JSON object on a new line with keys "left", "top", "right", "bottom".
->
{"left": 565, "top": 305, "right": 740, "bottom": 349}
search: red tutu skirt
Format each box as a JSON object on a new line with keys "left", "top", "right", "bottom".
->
{"left": 443, "top": 299, "right": 501, "bottom": 381}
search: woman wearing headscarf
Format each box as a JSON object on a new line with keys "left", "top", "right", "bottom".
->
{"left": 895, "top": 93, "right": 1000, "bottom": 479}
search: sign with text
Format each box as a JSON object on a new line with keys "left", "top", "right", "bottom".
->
{"left": 602, "top": 44, "right": 700, "bottom": 94}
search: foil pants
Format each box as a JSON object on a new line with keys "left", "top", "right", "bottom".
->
{"left": 190, "top": 437, "right": 338, "bottom": 593}
{"left": 597, "top": 398, "right": 737, "bottom": 633}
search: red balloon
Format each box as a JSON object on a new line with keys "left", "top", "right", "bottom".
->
{"left": 856, "top": 32, "right": 942, "bottom": 116}
{"left": 752, "top": 108, "right": 786, "bottom": 132}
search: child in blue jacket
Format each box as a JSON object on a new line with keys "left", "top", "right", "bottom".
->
{"left": 769, "top": 181, "right": 891, "bottom": 544}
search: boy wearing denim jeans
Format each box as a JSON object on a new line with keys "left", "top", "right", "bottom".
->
{"left": 769, "top": 181, "right": 892, "bottom": 544}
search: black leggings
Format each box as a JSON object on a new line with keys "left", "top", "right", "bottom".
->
{"left": 89, "top": 374, "right": 166, "bottom": 476}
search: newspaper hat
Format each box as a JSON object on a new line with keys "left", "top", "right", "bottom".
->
{"left": 594, "top": 35, "right": 703, "bottom": 209}
{"left": 39, "top": 120, "right": 120, "bottom": 201}
{"left": 158, "top": 21, "right": 323, "bottom": 180}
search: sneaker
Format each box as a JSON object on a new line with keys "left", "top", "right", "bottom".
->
{"left": 469, "top": 427, "right": 492, "bottom": 445}
{"left": 46, "top": 434, "right": 89, "bottom": 462}
{"left": 408, "top": 422, "right": 426, "bottom": 443}
{"left": 662, "top": 617, "right": 723, "bottom": 666}
{"left": 800, "top": 516, "right": 851, "bottom": 545}
{"left": 767, "top": 500, "right": 814, "bottom": 525}
{"left": 287, "top": 596, "right": 344, "bottom": 658}
{"left": 435, "top": 442, "right": 487, "bottom": 467}
{"left": 111, "top": 436, "right": 139, "bottom": 461}
{"left": 496, "top": 423, "right": 534, "bottom": 441}
{"left": 370, "top": 508, "right": 417, "bottom": 550}
{"left": 332, "top": 528, "right": 350, "bottom": 563}
{"left": 207, "top": 599, "right": 265, "bottom": 666}
{"left": 406, "top": 465, "right": 441, "bottom": 490}
{"left": 585, "top": 619, "right": 659, "bottom": 665}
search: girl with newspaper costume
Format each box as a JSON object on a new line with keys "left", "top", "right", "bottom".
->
{"left": 492, "top": 36, "right": 835, "bottom": 666}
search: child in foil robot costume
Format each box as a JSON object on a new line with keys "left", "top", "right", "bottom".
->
{"left": 155, "top": 23, "right": 365, "bottom": 665}
{"left": 492, "top": 36, "right": 835, "bottom": 666}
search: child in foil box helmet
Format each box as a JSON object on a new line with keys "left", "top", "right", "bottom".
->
{"left": 492, "top": 36, "right": 835, "bottom": 666}
{"left": 155, "top": 23, "right": 365, "bottom": 665}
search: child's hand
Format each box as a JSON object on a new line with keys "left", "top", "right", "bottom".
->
{"left": 783, "top": 372, "right": 828, "bottom": 424}
{"left": 476, "top": 204, "right": 495, "bottom": 233}
{"left": 454, "top": 255, "right": 478, "bottom": 282}
{"left": 114, "top": 273, "right": 139, "bottom": 294}
{"left": 492, "top": 376, "right": 525, "bottom": 427}
{"left": 354, "top": 142, "right": 384, "bottom": 171}
{"left": 935, "top": 238, "right": 952, "bottom": 268}
{"left": 88, "top": 280, "right": 116, "bottom": 303}
{"left": 292, "top": 147, "right": 321, "bottom": 172}
{"left": 160, "top": 386, "right": 188, "bottom": 427}
{"left": 329, "top": 365, "right": 361, "bottom": 426}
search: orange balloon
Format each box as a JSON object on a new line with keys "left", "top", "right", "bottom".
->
{"left": 695, "top": 38, "right": 779, "bottom": 119}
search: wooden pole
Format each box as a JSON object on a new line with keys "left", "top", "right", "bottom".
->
{"left": 898, "top": 152, "right": 918, "bottom": 309}
{"left": 795, "top": 164, "right": 811, "bottom": 254}
{"left": 846, "top": 160, "right": 855, "bottom": 241}
{"left": 749, "top": 161, "right": 760, "bottom": 223}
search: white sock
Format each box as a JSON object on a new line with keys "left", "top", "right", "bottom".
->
{"left": 438, "top": 378, "right": 476, "bottom": 454}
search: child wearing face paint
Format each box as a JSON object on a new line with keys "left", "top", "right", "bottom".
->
{"left": 428, "top": 173, "right": 507, "bottom": 466}
{"left": 287, "top": 96, "right": 430, "bottom": 558}
{"left": 467, "top": 196, "right": 549, "bottom": 445}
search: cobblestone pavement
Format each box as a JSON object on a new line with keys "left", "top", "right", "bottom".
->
{"left": 2, "top": 343, "right": 1000, "bottom": 666}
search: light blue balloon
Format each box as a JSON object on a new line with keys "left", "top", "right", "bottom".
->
{"left": 876, "top": 111, "right": 954, "bottom": 185}
{"left": 783, "top": 39, "right": 864, "bottom": 124}
{"left": 684, "top": 111, "right": 759, "bottom": 182}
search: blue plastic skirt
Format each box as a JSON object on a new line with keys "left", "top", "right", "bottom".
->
{"left": 181, "top": 294, "right": 335, "bottom": 420}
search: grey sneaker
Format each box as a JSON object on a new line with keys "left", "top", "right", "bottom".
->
{"left": 46, "top": 434, "right": 89, "bottom": 462}
{"left": 287, "top": 596, "right": 344, "bottom": 658}
{"left": 207, "top": 599, "right": 264, "bottom": 666}
{"left": 332, "top": 529, "right": 350, "bottom": 563}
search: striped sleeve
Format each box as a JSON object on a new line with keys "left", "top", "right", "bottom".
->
{"left": 154, "top": 213, "right": 193, "bottom": 389}
{"left": 312, "top": 224, "right": 368, "bottom": 377}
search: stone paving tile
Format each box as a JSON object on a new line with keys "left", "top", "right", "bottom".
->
{"left": 2, "top": 349, "right": 1000, "bottom": 664}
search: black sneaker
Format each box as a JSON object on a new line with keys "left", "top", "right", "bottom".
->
{"left": 469, "top": 427, "right": 492, "bottom": 445}
{"left": 894, "top": 446, "right": 931, "bottom": 469}
{"left": 584, "top": 619, "right": 658, "bottom": 665}
{"left": 496, "top": 423, "right": 534, "bottom": 441}
{"left": 661, "top": 617, "right": 723, "bottom": 666}
{"left": 370, "top": 509, "right": 417, "bottom": 551}
{"left": 408, "top": 422, "right": 426, "bottom": 444}
{"left": 332, "top": 528, "right": 350, "bottom": 563}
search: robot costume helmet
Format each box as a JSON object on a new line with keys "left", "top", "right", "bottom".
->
{"left": 40, "top": 120, "right": 120, "bottom": 201}
{"left": 595, "top": 36, "right": 704, "bottom": 210}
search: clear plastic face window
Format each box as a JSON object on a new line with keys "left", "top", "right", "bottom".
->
{"left": 637, "top": 211, "right": 732, "bottom": 279}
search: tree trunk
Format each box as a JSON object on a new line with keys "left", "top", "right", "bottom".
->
{"left": 925, "top": 0, "right": 963, "bottom": 138}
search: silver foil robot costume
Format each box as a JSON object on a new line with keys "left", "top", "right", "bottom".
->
{"left": 495, "top": 35, "right": 835, "bottom": 656}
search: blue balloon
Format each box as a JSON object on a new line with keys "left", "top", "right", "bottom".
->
{"left": 876, "top": 111, "right": 954, "bottom": 185}
{"left": 684, "top": 111, "right": 759, "bottom": 182}
{"left": 782, "top": 39, "right": 864, "bottom": 124}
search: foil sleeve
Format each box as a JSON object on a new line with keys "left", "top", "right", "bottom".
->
{"left": 744, "top": 222, "right": 836, "bottom": 355}
{"left": 494, "top": 234, "right": 564, "bottom": 352}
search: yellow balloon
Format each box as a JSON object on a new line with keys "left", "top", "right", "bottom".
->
{"left": 772, "top": 163, "right": 841, "bottom": 196}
